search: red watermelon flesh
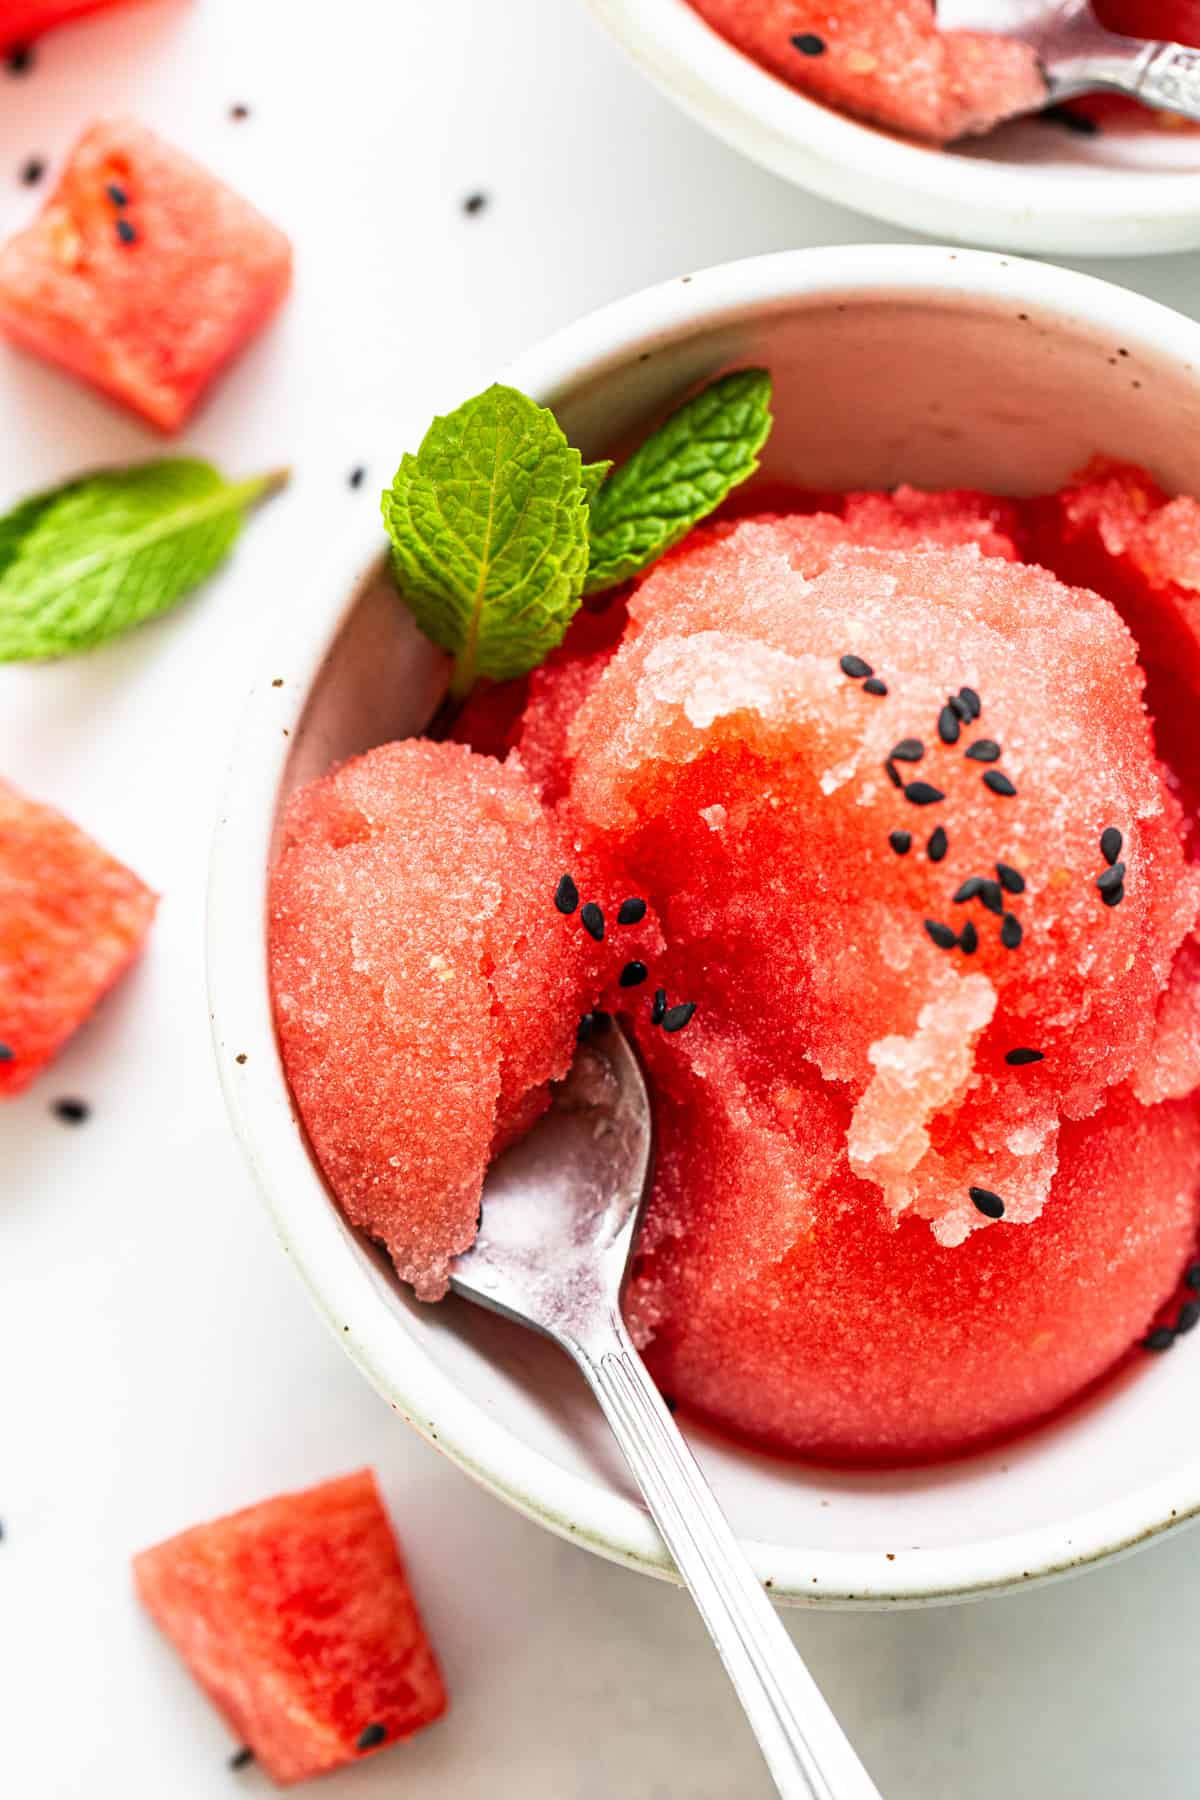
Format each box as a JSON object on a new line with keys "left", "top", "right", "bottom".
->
{"left": 685, "top": 1, "right": 1044, "bottom": 142}
{"left": 0, "top": 0, "right": 135, "bottom": 49}
{"left": 1094, "top": 0, "right": 1200, "bottom": 40}
{"left": 0, "top": 118, "right": 291, "bottom": 432}
{"left": 0, "top": 777, "right": 156, "bottom": 1097}
{"left": 133, "top": 1470, "right": 447, "bottom": 1787}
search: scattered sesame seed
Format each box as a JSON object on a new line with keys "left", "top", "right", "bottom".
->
{"left": 662, "top": 1001, "right": 696, "bottom": 1033}
{"left": 978, "top": 879, "right": 1004, "bottom": 916}
{"left": 863, "top": 677, "right": 888, "bottom": 696}
{"left": 1143, "top": 1325, "right": 1176, "bottom": 1352}
{"left": 791, "top": 31, "right": 826, "bottom": 54}
{"left": 1101, "top": 883, "right": 1125, "bottom": 908}
{"left": 1000, "top": 913, "right": 1023, "bottom": 949}
{"left": 230, "top": 102, "right": 251, "bottom": 120}
{"left": 105, "top": 181, "right": 128, "bottom": 206}
{"left": 937, "top": 705, "right": 960, "bottom": 745}
{"left": 958, "top": 686, "right": 981, "bottom": 720}
{"left": 1100, "top": 827, "right": 1123, "bottom": 866}
{"left": 229, "top": 1747, "right": 255, "bottom": 1770}
{"left": 580, "top": 901, "right": 604, "bottom": 941}
{"left": 927, "top": 826, "right": 948, "bottom": 863}
{"left": 1187, "top": 1263, "right": 1200, "bottom": 1292}
{"left": 19, "top": 156, "right": 45, "bottom": 186}
{"left": 969, "top": 1186, "right": 1005, "bottom": 1219}
{"left": 348, "top": 465, "right": 366, "bottom": 489}
{"left": 52, "top": 1097, "right": 90, "bottom": 1124}
{"left": 554, "top": 874, "right": 579, "bottom": 915}
{"left": 1096, "top": 862, "right": 1125, "bottom": 894}
{"left": 947, "top": 694, "right": 970, "bottom": 723}
{"left": 953, "top": 878, "right": 984, "bottom": 904}
{"left": 356, "top": 1724, "right": 387, "bottom": 1752}
{"left": 1177, "top": 1300, "right": 1200, "bottom": 1335}
{"left": 890, "top": 739, "right": 924, "bottom": 762}
{"left": 995, "top": 862, "right": 1025, "bottom": 895}
{"left": 924, "top": 920, "right": 957, "bottom": 950}
{"left": 905, "top": 781, "right": 944, "bottom": 806}
{"left": 964, "top": 740, "right": 1001, "bottom": 763}
{"left": 888, "top": 830, "right": 911, "bottom": 855}
{"left": 839, "top": 653, "right": 873, "bottom": 679}
{"left": 617, "top": 897, "right": 647, "bottom": 925}
{"left": 115, "top": 218, "right": 137, "bottom": 245}
{"left": 5, "top": 44, "right": 33, "bottom": 74}
{"left": 619, "top": 960, "right": 648, "bottom": 988}
{"left": 462, "top": 191, "right": 488, "bottom": 215}
{"left": 1005, "top": 1048, "right": 1044, "bottom": 1066}
{"left": 651, "top": 987, "right": 667, "bottom": 1025}
{"left": 0, "top": 1042, "right": 12, "bottom": 1061}
{"left": 959, "top": 920, "right": 978, "bottom": 955}
{"left": 983, "top": 770, "right": 1017, "bottom": 797}
{"left": 884, "top": 759, "right": 902, "bottom": 790}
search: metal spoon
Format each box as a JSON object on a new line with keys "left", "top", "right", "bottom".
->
{"left": 450, "top": 1023, "right": 883, "bottom": 1800}
{"left": 938, "top": 0, "right": 1200, "bottom": 126}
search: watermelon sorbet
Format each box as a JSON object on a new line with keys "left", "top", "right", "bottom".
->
{"left": 269, "top": 463, "right": 1200, "bottom": 1465}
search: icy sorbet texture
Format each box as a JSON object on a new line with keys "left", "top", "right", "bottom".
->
{"left": 270, "top": 465, "right": 1200, "bottom": 1462}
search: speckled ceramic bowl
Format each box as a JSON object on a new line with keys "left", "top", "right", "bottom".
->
{"left": 586, "top": 0, "right": 1200, "bottom": 256}
{"left": 209, "top": 244, "right": 1200, "bottom": 1606}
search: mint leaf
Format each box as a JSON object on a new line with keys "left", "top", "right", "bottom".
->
{"left": 382, "top": 384, "right": 591, "bottom": 698}
{"left": 580, "top": 459, "right": 613, "bottom": 505}
{"left": 583, "top": 369, "right": 772, "bottom": 594}
{"left": 0, "top": 459, "right": 287, "bottom": 662}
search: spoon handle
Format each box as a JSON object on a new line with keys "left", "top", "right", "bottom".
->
{"left": 1129, "top": 42, "right": 1200, "bottom": 120}
{"left": 572, "top": 1314, "right": 883, "bottom": 1800}
{"left": 1046, "top": 36, "right": 1200, "bottom": 121}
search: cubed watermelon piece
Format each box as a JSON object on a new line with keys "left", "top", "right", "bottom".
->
{"left": 0, "top": 118, "right": 291, "bottom": 431}
{"left": 133, "top": 1470, "right": 447, "bottom": 1787}
{"left": 0, "top": 777, "right": 156, "bottom": 1096}
{"left": 0, "top": 0, "right": 134, "bottom": 50}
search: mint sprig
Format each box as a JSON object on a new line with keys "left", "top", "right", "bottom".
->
{"left": 583, "top": 369, "right": 772, "bottom": 593}
{"left": 0, "top": 459, "right": 287, "bottom": 662}
{"left": 382, "top": 369, "right": 773, "bottom": 697}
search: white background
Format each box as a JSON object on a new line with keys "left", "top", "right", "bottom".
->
{"left": 2, "top": 2, "right": 1200, "bottom": 1795}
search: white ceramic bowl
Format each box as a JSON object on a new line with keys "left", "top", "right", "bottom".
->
{"left": 587, "top": 0, "right": 1200, "bottom": 256}
{"left": 210, "top": 244, "right": 1200, "bottom": 1606}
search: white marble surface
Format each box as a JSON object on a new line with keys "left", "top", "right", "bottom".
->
{"left": 2, "top": 2, "right": 1200, "bottom": 1795}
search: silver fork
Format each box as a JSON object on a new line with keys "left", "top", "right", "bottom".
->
{"left": 451, "top": 1024, "right": 883, "bottom": 1800}
{"left": 939, "top": 0, "right": 1200, "bottom": 124}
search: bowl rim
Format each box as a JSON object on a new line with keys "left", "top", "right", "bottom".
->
{"left": 584, "top": 0, "right": 1200, "bottom": 257}
{"left": 208, "top": 243, "right": 1200, "bottom": 1607}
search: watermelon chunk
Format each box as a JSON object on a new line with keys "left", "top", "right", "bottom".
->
{"left": 0, "top": 777, "right": 156, "bottom": 1096}
{"left": 133, "top": 1470, "right": 447, "bottom": 1787}
{"left": 0, "top": 0, "right": 134, "bottom": 50}
{"left": 0, "top": 118, "right": 291, "bottom": 431}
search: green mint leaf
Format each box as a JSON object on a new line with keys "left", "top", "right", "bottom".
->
{"left": 382, "top": 384, "right": 591, "bottom": 698}
{"left": 0, "top": 459, "right": 287, "bottom": 662}
{"left": 580, "top": 459, "right": 613, "bottom": 505}
{"left": 583, "top": 368, "right": 773, "bottom": 594}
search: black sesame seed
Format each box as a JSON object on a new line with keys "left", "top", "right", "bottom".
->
{"left": 890, "top": 739, "right": 924, "bottom": 763}
{"left": 617, "top": 897, "right": 647, "bottom": 925}
{"left": 229, "top": 1747, "right": 255, "bottom": 1770}
{"left": 348, "top": 465, "right": 366, "bottom": 489}
{"left": 927, "top": 826, "right": 948, "bottom": 863}
{"left": 791, "top": 31, "right": 826, "bottom": 54}
{"left": 983, "top": 770, "right": 1017, "bottom": 797}
{"left": 356, "top": 1724, "right": 387, "bottom": 1753}
{"left": 969, "top": 1186, "right": 1005, "bottom": 1219}
{"left": 1143, "top": 1325, "right": 1176, "bottom": 1352}
{"left": 1042, "top": 102, "right": 1100, "bottom": 135}
{"left": 839, "top": 653, "right": 873, "bottom": 679}
{"left": 662, "top": 1001, "right": 696, "bottom": 1034}
{"left": 1005, "top": 1047, "right": 1044, "bottom": 1066}
{"left": 1187, "top": 1263, "right": 1200, "bottom": 1292}
{"left": 958, "top": 686, "right": 982, "bottom": 720}
{"left": 1100, "top": 827, "right": 1123, "bottom": 866}
{"left": 619, "top": 960, "right": 648, "bottom": 988}
{"left": 19, "top": 156, "right": 45, "bottom": 186}
{"left": 554, "top": 874, "right": 579, "bottom": 915}
{"left": 230, "top": 102, "right": 251, "bottom": 120}
{"left": 959, "top": 920, "right": 979, "bottom": 955}
{"left": 924, "top": 920, "right": 957, "bottom": 950}
{"left": 1000, "top": 913, "right": 1023, "bottom": 949}
{"left": 580, "top": 901, "right": 604, "bottom": 941}
{"left": 462, "top": 190, "right": 488, "bottom": 215}
{"left": 948, "top": 694, "right": 970, "bottom": 723}
{"left": 1177, "top": 1299, "right": 1200, "bottom": 1335}
{"left": 995, "top": 862, "right": 1025, "bottom": 895}
{"left": 0, "top": 1041, "right": 12, "bottom": 1061}
{"left": 888, "top": 830, "right": 912, "bottom": 855}
{"left": 978, "top": 879, "right": 1004, "bottom": 916}
{"left": 115, "top": 218, "right": 137, "bottom": 245}
{"left": 590, "top": 1009, "right": 612, "bottom": 1035}
{"left": 884, "top": 759, "right": 902, "bottom": 790}
{"left": 52, "top": 1097, "right": 90, "bottom": 1124}
{"left": 1096, "top": 861, "right": 1126, "bottom": 894}
{"left": 5, "top": 44, "right": 33, "bottom": 74}
{"left": 964, "top": 740, "right": 1001, "bottom": 763}
{"left": 863, "top": 677, "right": 888, "bottom": 696}
{"left": 1100, "top": 882, "right": 1125, "bottom": 908}
{"left": 938, "top": 704, "right": 961, "bottom": 745}
{"left": 905, "top": 781, "right": 944, "bottom": 806}
{"left": 105, "top": 181, "right": 128, "bottom": 207}
{"left": 651, "top": 987, "right": 667, "bottom": 1026}
{"left": 953, "top": 878, "right": 985, "bottom": 904}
